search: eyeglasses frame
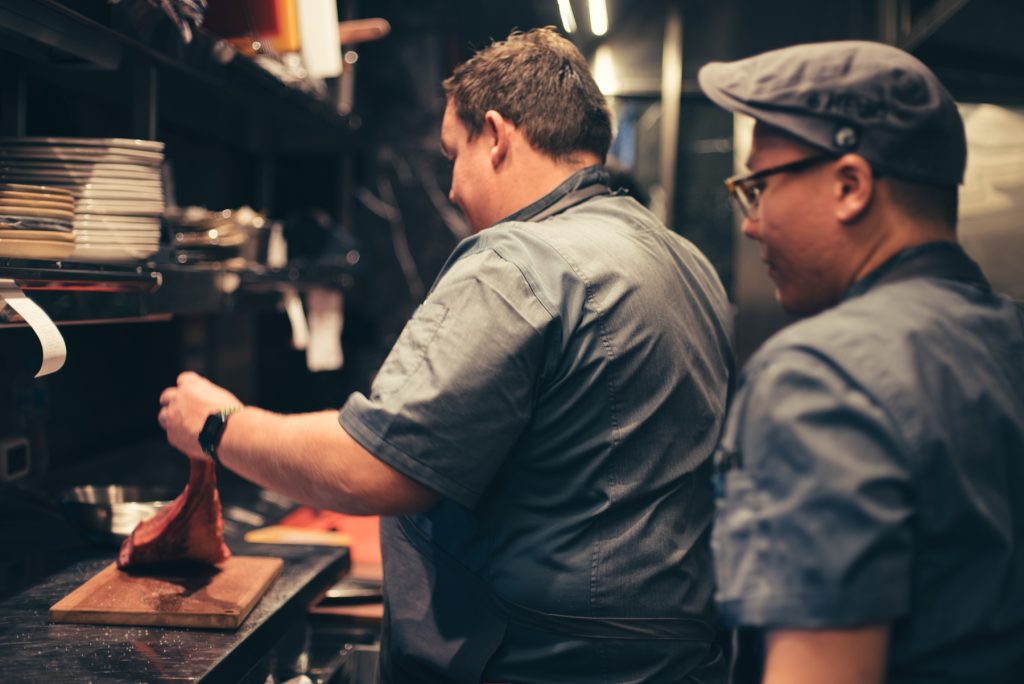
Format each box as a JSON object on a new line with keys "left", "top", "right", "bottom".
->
{"left": 724, "top": 153, "right": 838, "bottom": 220}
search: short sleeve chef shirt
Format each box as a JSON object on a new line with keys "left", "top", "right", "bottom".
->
{"left": 713, "top": 244, "right": 1024, "bottom": 683}
{"left": 340, "top": 166, "right": 735, "bottom": 683}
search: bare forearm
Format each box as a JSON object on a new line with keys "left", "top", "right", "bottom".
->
{"left": 217, "top": 407, "right": 435, "bottom": 515}
{"left": 158, "top": 372, "right": 439, "bottom": 515}
{"left": 763, "top": 625, "right": 890, "bottom": 684}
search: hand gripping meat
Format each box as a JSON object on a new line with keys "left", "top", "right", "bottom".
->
{"left": 117, "top": 458, "right": 231, "bottom": 568}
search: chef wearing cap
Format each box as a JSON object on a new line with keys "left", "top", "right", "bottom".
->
{"left": 698, "top": 42, "right": 1024, "bottom": 683}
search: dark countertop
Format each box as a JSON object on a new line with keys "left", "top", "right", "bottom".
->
{"left": 0, "top": 446, "right": 352, "bottom": 683}
{"left": 0, "top": 538, "right": 349, "bottom": 683}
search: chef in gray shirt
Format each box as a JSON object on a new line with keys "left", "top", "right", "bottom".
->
{"left": 160, "top": 27, "right": 734, "bottom": 683}
{"left": 700, "top": 41, "right": 1024, "bottom": 683}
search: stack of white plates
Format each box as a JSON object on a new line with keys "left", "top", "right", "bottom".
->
{"left": 0, "top": 137, "right": 164, "bottom": 262}
{"left": 0, "top": 182, "right": 76, "bottom": 259}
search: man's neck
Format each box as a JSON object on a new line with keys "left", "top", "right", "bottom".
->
{"left": 497, "top": 151, "right": 601, "bottom": 221}
{"left": 848, "top": 218, "right": 957, "bottom": 288}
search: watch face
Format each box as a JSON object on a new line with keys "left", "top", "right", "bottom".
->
{"left": 198, "top": 413, "right": 225, "bottom": 455}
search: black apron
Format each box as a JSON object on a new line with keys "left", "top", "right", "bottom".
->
{"left": 386, "top": 515, "right": 722, "bottom": 684}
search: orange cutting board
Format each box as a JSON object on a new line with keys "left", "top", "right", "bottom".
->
{"left": 50, "top": 556, "right": 284, "bottom": 629}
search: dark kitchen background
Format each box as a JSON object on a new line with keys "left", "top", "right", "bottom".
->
{"left": 0, "top": 0, "right": 1021, "bottom": 681}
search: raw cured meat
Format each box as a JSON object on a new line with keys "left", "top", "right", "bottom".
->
{"left": 117, "top": 458, "right": 231, "bottom": 568}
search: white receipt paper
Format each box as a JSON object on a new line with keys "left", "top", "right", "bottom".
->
{"left": 305, "top": 287, "right": 344, "bottom": 372}
{"left": 0, "top": 278, "right": 67, "bottom": 377}
{"left": 282, "top": 287, "right": 310, "bottom": 351}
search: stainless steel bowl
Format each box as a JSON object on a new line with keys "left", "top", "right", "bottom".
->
{"left": 59, "top": 485, "right": 176, "bottom": 547}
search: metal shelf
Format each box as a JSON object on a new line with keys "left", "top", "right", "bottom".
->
{"left": 0, "top": 258, "right": 161, "bottom": 293}
{"left": 0, "top": 0, "right": 357, "bottom": 140}
{"left": 0, "top": 258, "right": 354, "bottom": 326}
{"left": 0, "top": 0, "right": 361, "bottom": 326}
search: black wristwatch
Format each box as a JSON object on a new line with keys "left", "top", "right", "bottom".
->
{"left": 198, "top": 407, "right": 242, "bottom": 464}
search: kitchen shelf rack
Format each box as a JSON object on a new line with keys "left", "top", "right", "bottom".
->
{"left": 0, "top": 0, "right": 358, "bottom": 143}
{"left": 0, "top": 257, "right": 354, "bottom": 326}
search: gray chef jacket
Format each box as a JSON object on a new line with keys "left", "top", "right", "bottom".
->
{"left": 713, "top": 242, "right": 1024, "bottom": 683}
{"left": 339, "top": 166, "right": 734, "bottom": 683}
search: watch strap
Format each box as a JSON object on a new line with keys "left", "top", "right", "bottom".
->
{"left": 199, "top": 406, "right": 242, "bottom": 464}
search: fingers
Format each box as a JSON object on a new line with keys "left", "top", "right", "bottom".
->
{"left": 159, "top": 387, "right": 176, "bottom": 406}
{"left": 177, "top": 370, "right": 201, "bottom": 385}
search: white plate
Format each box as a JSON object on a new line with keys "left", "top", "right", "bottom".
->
{"left": 69, "top": 243, "right": 158, "bottom": 262}
{"left": 76, "top": 197, "right": 164, "bottom": 205}
{"left": 0, "top": 146, "right": 164, "bottom": 164}
{"left": 0, "top": 167, "right": 161, "bottom": 181}
{"left": 0, "top": 195, "right": 75, "bottom": 205}
{"left": 0, "top": 237, "right": 75, "bottom": 259}
{"left": 74, "top": 180, "right": 163, "bottom": 190}
{"left": 76, "top": 197, "right": 163, "bottom": 205}
{"left": 0, "top": 229, "right": 75, "bottom": 242}
{"left": 65, "top": 188, "right": 164, "bottom": 201}
{"left": 0, "top": 162, "right": 162, "bottom": 175}
{"left": 75, "top": 179, "right": 163, "bottom": 187}
{"left": 74, "top": 187, "right": 163, "bottom": 198}
{"left": 74, "top": 236, "right": 158, "bottom": 246}
{"left": 75, "top": 225, "right": 159, "bottom": 233}
{"left": 0, "top": 193, "right": 75, "bottom": 208}
{"left": 0, "top": 136, "right": 164, "bottom": 152}
{"left": 75, "top": 214, "right": 161, "bottom": 225}
{"left": 0, "top": 182, "right": 75, "bottom": 197}
{"left": 74, "top": 223, "right": 159, "bottom": 233}
{"left": 76, "top": 209, "right": 163, "bottom": 218}
{"left": 0, "top": 169, "right": 162, "bottom": 183}
{"left": 74, "top": 228, "right": 158, "bottom": 236}
{"left": 0, "top": 159, "right": 163, "bottom": 173}
{"left": 0, "top": 154, "right": 163, "bottom": 169}
{"left": 76, "top": 204, "right": 164, "bottom": 214}
{"left": 76, "top": 237, "right": 160, "bottom": 248}
{"left": 0, "top": 200, "right": 75, "bottom": 213}
{"left": 0, "top": 208, "right": 75, "bottom": 223}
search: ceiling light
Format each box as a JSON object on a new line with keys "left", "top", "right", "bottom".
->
{"left": 593, "top": 44, "right": 618, "bottom": 95}
{"left": 557, "top": 0, "right": 577, "bottom": 34}
{"left": 588, "top": 0, "right": 608, "bottom": 36}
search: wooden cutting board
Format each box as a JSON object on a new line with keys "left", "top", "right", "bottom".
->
{"left": 50, "top": 555, "right": 284, "bottom": 629}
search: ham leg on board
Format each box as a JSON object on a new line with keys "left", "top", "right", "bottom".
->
{"left": 117, "top": 458, "right": 231, "bottom": 568}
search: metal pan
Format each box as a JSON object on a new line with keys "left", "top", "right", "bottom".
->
{"left": 58, "top": 484, "right": 176, "bottom": 547}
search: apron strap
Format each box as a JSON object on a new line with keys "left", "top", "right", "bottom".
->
{"left": 492, "top": 591, "right": 718, "bottom": 641}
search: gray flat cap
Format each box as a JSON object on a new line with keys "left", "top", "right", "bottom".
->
{"left": 698, "top": 41, "right": 966, "bottom": 185}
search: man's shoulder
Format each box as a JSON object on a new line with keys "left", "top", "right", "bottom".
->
{"left": 757, "top": 277, "right": 962, "bottom": 355}
{"left": 751, "top": 299, "right": 882, "bottom": 364}
{"left": 744, "top": 277, "right": 992, "bottom": 409}
{"left": 448, "top": 222, "right": 581, "bottom": 292}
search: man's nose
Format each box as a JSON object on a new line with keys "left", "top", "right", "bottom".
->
{"left": 740, "top": 215, "right": 761, "bottom": 239}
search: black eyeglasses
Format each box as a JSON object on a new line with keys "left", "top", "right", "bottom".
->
{"left": 724, "top": 154, "right": 836, "bottom": 220}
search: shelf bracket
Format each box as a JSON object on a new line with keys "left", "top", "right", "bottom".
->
{"left": 0, "top": 56, "right": 26, "bottom": 136}
{"left": 132, "top": 61, "right": 158, "bottom": 141}
{"left": 0, "top": 0, "right": 121, "bottom": 70}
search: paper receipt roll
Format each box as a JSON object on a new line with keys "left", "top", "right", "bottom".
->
{"left": 0, "top": 278, "right": 67, "bottom": 377}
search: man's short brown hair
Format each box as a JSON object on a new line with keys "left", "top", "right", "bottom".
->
{"left": 442, "top": 27, "right": 612, "bottom": 162}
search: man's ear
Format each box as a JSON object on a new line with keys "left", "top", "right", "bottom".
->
{"left": 483, "top": 110, "right": 510, "bottom": 169}
{"left": 834, "top": 153, "right": 874, "bottom": 223}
